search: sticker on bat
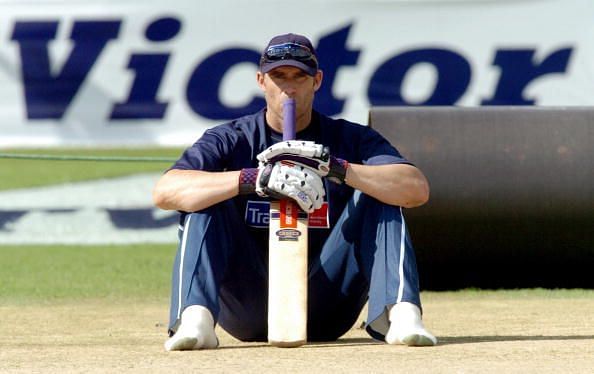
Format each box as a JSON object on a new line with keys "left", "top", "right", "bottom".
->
{"left": 280, "top": 200, "right": 298, "bottom": 228}
{"left": 276, "top": 229, "right": 302, "bottom": 241}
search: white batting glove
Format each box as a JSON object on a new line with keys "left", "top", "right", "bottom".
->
{"left": 255, "top": 161, "right": 325, "bottom": 213}
{"left": 257, "top": 141, "right": 349, "bottom": 184}
{"left": 257, "top": 140, "right": 326, "bottom": 162}
{"left": 257, "top": 140, "right": 330, "bottom": 176}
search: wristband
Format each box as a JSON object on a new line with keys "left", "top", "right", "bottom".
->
{"left": 327, "top": 156, "right": 349, "bottom": 184}
{"left": 238, "top": 168, "right": 258, "bottom": 194}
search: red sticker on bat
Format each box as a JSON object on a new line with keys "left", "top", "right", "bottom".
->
{"left": 279, "top": 200, "right": 298, "bottom": 228}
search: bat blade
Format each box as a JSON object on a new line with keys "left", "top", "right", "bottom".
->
{"left": 268, "top": 98, "right": 308, "bottom": 347}
{"left": 268, "top": 200, "right": 308, "bottom": 347}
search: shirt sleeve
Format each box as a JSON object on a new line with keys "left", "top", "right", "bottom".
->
{"left": 170, "top": 128, "right": 231, "bottom": 171}
{"left": 360, "top": 126, "right": 413, "bottom": 166}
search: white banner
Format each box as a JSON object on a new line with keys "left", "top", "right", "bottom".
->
{"left": 1, "top": 0, "right": 593, "bottom": 147}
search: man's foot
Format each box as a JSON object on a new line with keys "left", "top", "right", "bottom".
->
{"left": 164, "top": 334, "right": 199, "bottom": 351}
{"left": 164, "top": 305, "right": 219, "bottom": 351}
{"left": 386, "top": 302, "right": 437, "bottom": 346}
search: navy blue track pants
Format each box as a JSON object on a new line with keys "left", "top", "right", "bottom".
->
{"left": 168, "top": 191, "right": 422, "bottom": 342}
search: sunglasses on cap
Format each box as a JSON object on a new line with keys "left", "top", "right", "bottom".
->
{"left": 263, "top": 42, "right": 318, "bottom": 66}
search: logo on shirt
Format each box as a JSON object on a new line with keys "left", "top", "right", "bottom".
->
{"left": 246, "top": 200, "right": 330, "bottom": 229}
{"left": 245, "top": 201, "right": 270, "bottom": 227}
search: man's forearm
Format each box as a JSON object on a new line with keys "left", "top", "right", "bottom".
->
{"left": 345, "top": 163, "right": 430, "bottom": 208}
{"left": 153, "top": 169, "right": 241, "bottom": 212}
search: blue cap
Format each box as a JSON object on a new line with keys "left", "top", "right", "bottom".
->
{"left": 259, "top": 33, "right": 319, "bottom": 76}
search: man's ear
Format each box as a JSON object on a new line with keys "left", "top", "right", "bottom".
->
{"left": 313, "top": 70, "right": 323, "bottom": 91}
{"left": 256, "top": 71, "right": 266, "bottom": 91}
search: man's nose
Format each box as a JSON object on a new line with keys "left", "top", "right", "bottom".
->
{"left": 283, "top": 84, "right": 297, "bottom": 96}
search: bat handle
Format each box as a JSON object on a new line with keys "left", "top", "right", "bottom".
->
{"left": 282, "top": 98, "right": 296, "bottom": 141}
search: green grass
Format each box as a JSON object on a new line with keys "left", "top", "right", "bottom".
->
{"left": 0, "top": 148, "right": 183, "bottom": 304}
{"left": 2, "top": 245, "right": 592, "bottom": 304}
{"left": 0, "top": 148, "right": 183, "bottom": 190}
{"left": 0, "top": 244, "right": 176, "bottom": 303}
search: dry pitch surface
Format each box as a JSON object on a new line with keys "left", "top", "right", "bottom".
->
{"left": 1, "top": 291, "right": 593, "bottom": 374}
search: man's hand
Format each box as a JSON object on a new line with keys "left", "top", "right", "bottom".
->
{"left": 258, "top": 140, "right": 326, "bottom": 161}
{"left": 257, "top": 141, "right": 349, "bottom": 184}
{"left": 239, "top": 160, "right": 325, "bottom": 212}
{"left": 257, "top": 140, "right": 330, "bottom": 175}
{"left": 257, "top": 161, "right": 325, "bottom": 213}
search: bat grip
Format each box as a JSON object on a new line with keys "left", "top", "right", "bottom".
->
{"left": 282, "top": 98, "right": 296, "bottom": 141}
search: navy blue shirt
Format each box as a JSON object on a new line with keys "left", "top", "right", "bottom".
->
{"left": 171, "top": 108, "right": 411, "bottom": 254}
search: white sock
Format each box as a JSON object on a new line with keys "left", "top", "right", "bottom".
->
{"left": 385, "top": 302, "right": 437, "bottom": 346}
{"left": 164, "top": 305, "right": 219, "bottom": 351}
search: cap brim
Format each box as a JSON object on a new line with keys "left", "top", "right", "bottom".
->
{"left": 260, "top": 60, "right": 317, "bottom": 76}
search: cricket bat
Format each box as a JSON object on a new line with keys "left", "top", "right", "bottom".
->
{"left": 267, "top": 98, "right": 308, "bottom": 348}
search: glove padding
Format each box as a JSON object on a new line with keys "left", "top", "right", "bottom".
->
{"left": 258, "top": 140, "right": 326, "bottom": 161}
{"left": 257, "top": 140, "right": 348, "bottom": 184}
{"left": 257, "top": 141, "right": 330, "bottom": 174}
{"left": 256, "top": 161, "right": 325, "bottom": 213}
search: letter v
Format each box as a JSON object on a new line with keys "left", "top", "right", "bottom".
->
{"left": 11, "top": 20, "right": 120, "bottom": 119}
